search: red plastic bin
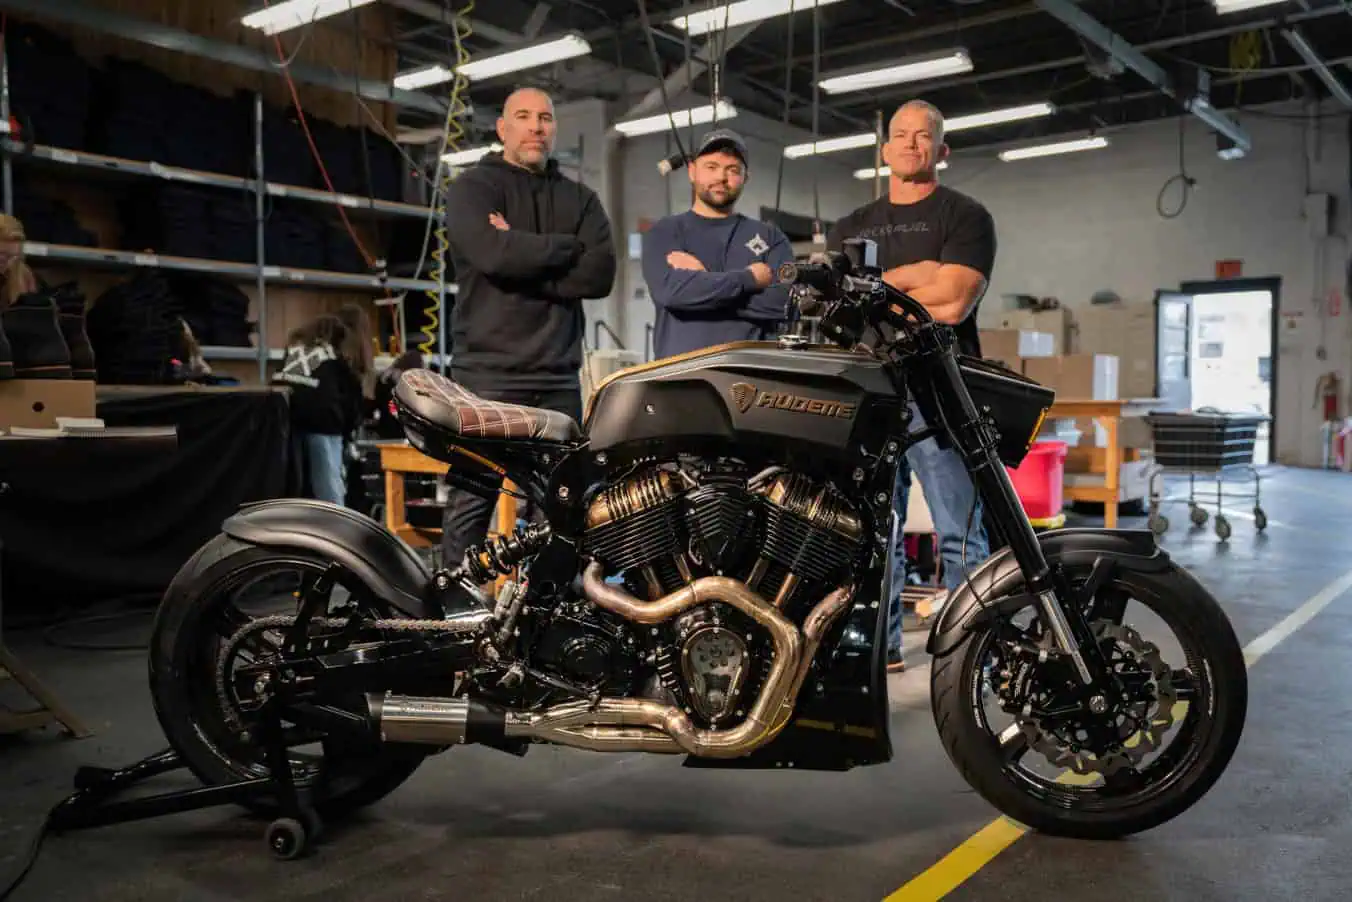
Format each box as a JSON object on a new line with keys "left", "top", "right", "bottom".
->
{"left": 1006, "top": 439, "right": 1068, "bottom": 520}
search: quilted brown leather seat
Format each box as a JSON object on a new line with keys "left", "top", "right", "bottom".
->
{"left": 394, "top": 369, "right": 582, "bottom": 443}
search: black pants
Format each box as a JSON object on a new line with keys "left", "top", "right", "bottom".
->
{"left": 439, "top": 381, "right": 584, "bottom": 568}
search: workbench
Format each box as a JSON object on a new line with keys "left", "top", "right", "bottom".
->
{"left": 1046, "top": 398, "right": 1161, "bottom": 528}
{"left": 377, "top": 441, "right": 518, "bottom": 550}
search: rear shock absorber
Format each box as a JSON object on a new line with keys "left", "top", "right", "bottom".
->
{"left": 431, "top": 523, "right": 553, "bottom": 606}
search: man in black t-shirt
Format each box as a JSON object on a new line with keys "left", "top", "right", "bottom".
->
{"left": 827, "top": 99, "right": 996, "bottom": 672}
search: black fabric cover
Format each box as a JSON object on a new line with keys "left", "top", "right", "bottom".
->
{"left": 0, "top": 390, "right": 292, "bottom": 616}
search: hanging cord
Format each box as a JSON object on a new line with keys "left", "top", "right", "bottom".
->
{"left": 1155, "top": 110, "right": 1194, "bottom": 219}
{"left": 418, "top": 2, "right": 474, "bottom": 361}
{"left": 810, "top": 0, "right": 823, "bottom": 241}
{"left": 634, "top": 0, "right": 690, "bottom": 160}
{"left": 773, "top": 5, "right": 798, "bottom": 212}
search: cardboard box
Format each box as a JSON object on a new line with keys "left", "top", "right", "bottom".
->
{"left": 994, "top": 307, "right": 1074, "bottom": 354}
{"left": 1021, "top": 354, "right": 1119, "bottom": 401}
{"left": 1073, "top": 304, "right": 1156, "bottom": 398}
{"left": 0, "top": 379, "right": 96, "bottom": 429}
{"left": 979, "top": 329, "right": 1054, "bottom": 368}
{"left": 1079, "top": 415, "right": 1153, "bottom": 450}
{"left": 1065, "top": 458, "right": 1151, "bottom": 503}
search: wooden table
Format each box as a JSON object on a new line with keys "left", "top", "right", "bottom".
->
{"left": 1046, "top": 399, "right": 1160, "bottom": 528}
{"left": 377, "top": 441, "right": 518, "bottom": 554}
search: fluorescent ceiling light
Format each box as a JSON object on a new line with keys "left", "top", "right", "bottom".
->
{"left": 853, "top": 161, "right": 948, "bottom": 179}
{"left": 442, "top": 144, "right": 502, "bottom": 165}
{"left": 458, "top": 34, "right": 592, "bottom": 81}
{"left": 393, "top": 64, "right": 454, "bottom": 91}
{"left": 241, "top": 0, "right": 375, "bottom": 36}
{"left": 614, "top": 101, "right": 738, "bottom": 137}
{"left": 999, "top": 136, "right": 1108, "bottom": 161}
{"left": 783, "top": 101, "right": 1053, "bottom": 159}
{"left": 672, "top": 0, "right": 848, "bottom": 35}
{"left": 784, "top": 132, "right": 876, "bottom": 158}
{"left": 1212, "top": 0, "right": 1287, "bottom": 13}
{"left": 946, "top": 101, "right": 1055, "bottom": 131}
{"left": 819, "top": 50, "right": 972, "bottom": 95}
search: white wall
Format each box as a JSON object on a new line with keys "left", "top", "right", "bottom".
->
{"left": 931, "top": 101, "right": 1350, "bottom": 468}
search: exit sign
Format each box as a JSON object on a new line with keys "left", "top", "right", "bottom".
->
{"left": 1216, "top": 259, "right": 1243, "bottom": 278}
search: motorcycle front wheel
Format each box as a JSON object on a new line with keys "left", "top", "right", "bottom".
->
{"left": 148, "top": 535, "right": 433, "bottom": 819}
{"left": 931, "top": 560, "right": 1247, "bottom": 840}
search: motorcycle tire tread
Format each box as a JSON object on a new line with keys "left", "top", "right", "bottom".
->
{"left": 148, "top": 535, "right": 431, "bottom": 821}
{"left": 929, "top": 563, "right": 1248, "bottom": 841}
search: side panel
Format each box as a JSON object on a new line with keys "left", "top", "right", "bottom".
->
{"left": 223, "top": 499, "right": 432, "bottom": 617}
{"left": 926, "top": 528, "right": 1171, "bottom": 658}
{"left": 586, "top": 344, "right": 902, "bottom": 458}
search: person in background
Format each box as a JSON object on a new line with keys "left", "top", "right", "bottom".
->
{"left": 373, "top": 350, "right": 426, "bottom": 439}
{"left": 439, "top": 85, "right": 616, "bottom": 569}
{"left": 273, "top": 314, "right": 364, "bottom": 506}
{"left": 642, "top": 129, "right": 793, "bottom": 359}
{"left": 827, "top": 99, "right": 997, "bottom": 673}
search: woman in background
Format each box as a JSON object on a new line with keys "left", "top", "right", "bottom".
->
{"left": 273, "top": 314, "right": 363, "bottom": 505}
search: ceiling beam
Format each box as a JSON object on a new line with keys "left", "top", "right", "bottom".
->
{"left": 383, "top": 0, "right": 524, "bottom": 45}
{"left": 1033, "top": 0, "right": 1250, "bottom": 153}
{"left": 617, "top": 23, "right": 760, "bottom": 121}
{"left": 1281, "top": 26, "right": 1352, "bottom": 109}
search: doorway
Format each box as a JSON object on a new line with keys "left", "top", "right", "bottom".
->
{"left": 1155, "top": 277, "right": 1279, "bottom": 465}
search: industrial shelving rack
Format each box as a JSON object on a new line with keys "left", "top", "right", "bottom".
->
{"left": 0, "top": 0, "right": 457, "bottom": 382}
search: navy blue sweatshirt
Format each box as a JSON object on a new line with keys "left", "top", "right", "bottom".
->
{"left": 444, "top": 152, "right": 616, "bottom": 390}
{"left": 641, "top": 211, "right": 793, "bottom": 359}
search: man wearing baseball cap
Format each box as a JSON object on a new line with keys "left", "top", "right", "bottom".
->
{"left": 641, "top": 129, "right": 793, "bottom": 359}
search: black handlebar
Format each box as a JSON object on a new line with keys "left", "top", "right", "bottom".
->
{"left": 776, "top": 246, "right": 937, "bottom": 334}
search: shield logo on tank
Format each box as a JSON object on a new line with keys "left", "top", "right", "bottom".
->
{"left": 729, "top": 382, "right": 756, "bottom": 413}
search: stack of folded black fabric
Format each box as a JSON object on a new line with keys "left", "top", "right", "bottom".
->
{"left": 360, "top": 130, "right": 404, "bottom": 202}
{"left": 5, "top": 20, "right": 92, "bottom": 150}
{"left": 12, "top": 180, "right": 98, "bottom": 247}
{"left": 165, "top": 273, "right": 253, "bottom": 347}
{"left": 211, "top": 193, "right": 257, "bottom": 263}
{"left": 163, "top": 84, "right": 250, "bottom": 177}
{"left": 324, "top": 224, "right": 368, "bottom": 274}
{"left": 86, "top": 272, "right": 184, "bottom": 384}
{"left": 92, "top": 59, "right": 174, "bottom": 162}
{"left": 309, "top": 119, "right": 361, "bottom": 196}
{"left": 119, "top": 185, "right": 215, "bottom": 259}
{"left": 259, "top": 104, "right": 316, "bottom": 188}
{"left": 264, "top": 204, "right": 325, "bottom": 270}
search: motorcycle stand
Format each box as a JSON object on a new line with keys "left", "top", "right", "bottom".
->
{"left": 46, "top": 699, "right": 324, "bottom": 861}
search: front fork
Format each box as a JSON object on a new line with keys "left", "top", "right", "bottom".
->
{"left": 927, "top": 352, "right": 1117, "bottom": 695}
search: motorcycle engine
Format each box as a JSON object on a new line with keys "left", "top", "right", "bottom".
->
{"left": 581, "top": 462, "right": 865, "bottom": 726}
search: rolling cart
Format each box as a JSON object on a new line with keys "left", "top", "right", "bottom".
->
{"left": 1144, "top": 408, "right": 1268, "bottom": 541}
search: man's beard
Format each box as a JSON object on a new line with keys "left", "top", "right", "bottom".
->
{"left": 697, "top": 184, "right": 741, "bottom": 211}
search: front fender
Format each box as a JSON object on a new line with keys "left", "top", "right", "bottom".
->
{"left": 926, "top": 528, "right": 1171, "bottom": 659}
{"left": 223, "top": 499, "right": 433, "bottom": 617}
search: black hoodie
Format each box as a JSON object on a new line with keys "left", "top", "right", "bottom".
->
{"left": 443, "top": 152, "right": 617, "bottom": 390}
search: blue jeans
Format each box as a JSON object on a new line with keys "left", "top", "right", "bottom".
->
{"left": 885, "top": 403, "right": 990, "bottom": 657}
{"left": 303, "top": 433, "right": 347, "bottom": 505}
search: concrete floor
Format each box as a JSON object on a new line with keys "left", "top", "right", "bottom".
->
{"left": 2, "top": 465, "right": 1350, "bottom": 901}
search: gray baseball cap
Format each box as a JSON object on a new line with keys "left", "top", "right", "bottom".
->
{"left": 694, "top": 128, "right": 749, "bottom": 165}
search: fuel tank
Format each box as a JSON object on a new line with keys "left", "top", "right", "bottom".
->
{"left": 583, "top": 341, "right": 903, "bottom": 458}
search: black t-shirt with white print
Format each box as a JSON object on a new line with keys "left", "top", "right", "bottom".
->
{"left": 826, "top": 184, "right": 996, "bottom": 358}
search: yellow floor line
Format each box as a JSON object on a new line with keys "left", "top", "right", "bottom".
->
{"left": 882, "top": 565, "right": 1352, "bottom": 901}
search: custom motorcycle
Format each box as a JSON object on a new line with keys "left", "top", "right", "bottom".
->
{"left": 145, "top": 239, "right": 1246, "bottom": 859}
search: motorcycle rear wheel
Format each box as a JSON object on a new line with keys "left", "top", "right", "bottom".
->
{"left": 148, "top": 535, "right": 432, "bottom": 819}
{"left": 930, "top": 561, "right": 1247, "bottom": 840}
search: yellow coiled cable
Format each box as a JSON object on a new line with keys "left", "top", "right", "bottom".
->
{"left": 419, "top": 1, "right": 475, "bottom": 359}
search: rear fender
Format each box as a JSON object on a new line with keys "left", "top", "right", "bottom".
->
{"left": 926, "top": 528, "right": 1171, "bottom": 659}
{"left": 222, "top": 499, "right": 433, "bottom": 617}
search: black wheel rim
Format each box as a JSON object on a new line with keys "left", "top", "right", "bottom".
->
{"left": 971, "top": 573, "right": 1219, "bottom": 814}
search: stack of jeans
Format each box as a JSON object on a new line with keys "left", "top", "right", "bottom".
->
{"left": 119, "top": 186, "right": 215, "bottom": 259}
{"left": 166, "top": 273, "right": 252, "bottom": 347}
{"left": 264, "top": 205, "right": 325, "bottom": 270}
{"left": 259, "top": 104, "right": 315, "bottom": 188}
{"left": 85, "top": 273, "right": 184, "bottom": 384}
{"left": 92, "top": 60, "right": 173, "bottom": 162}
{"left": 211, "top": 193, "right": 258, "bottom": 263}
{"left": 6, "top": 21, "right": 91, "bottom": 150}
{"left": 12, "top": 181, "right": 98, "bottom": 247}
{"left": 163, "top": 84, "right": 250, "bottom": 177}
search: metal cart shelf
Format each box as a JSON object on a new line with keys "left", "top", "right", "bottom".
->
{"left": 1145, "top": 409, "right": 1268, "bottom": 541}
